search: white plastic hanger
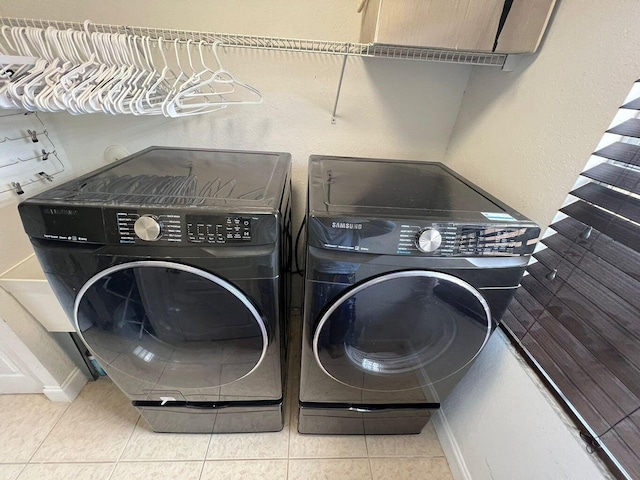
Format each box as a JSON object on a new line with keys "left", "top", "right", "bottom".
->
{"left": 164, "top": 40, "right": 261, "bottom": 117}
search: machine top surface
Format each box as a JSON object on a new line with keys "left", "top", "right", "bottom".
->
{"left": 28, "top": 147, "right": 291, "bottom": 210}
{"left": 19, "top": 148, "right": 291, "bottom": 246}
{"left": 309, "top": 155, "right": 533, "bottom": 224}
{"left": 307, "top": 156, "right": 539, "bottom": 257}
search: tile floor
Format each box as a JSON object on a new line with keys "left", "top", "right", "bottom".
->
{"left": 0, "top": 339, "right": 454, "bottom": 480}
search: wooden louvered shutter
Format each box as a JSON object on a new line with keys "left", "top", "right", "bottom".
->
{"left": 501, "top": 82, "right": 640, "bottom": 480}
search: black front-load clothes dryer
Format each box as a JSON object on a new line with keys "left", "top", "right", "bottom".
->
{"left": 298, "top": 155, "right": 540, "bottom": 435}
{"left": 19, "top": 147, "right": 291, "bottom": 433}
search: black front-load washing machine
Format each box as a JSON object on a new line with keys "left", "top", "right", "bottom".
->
{"left": 18, "top": 147, "right": 291, "bottom": 433}
{"left": 298, "top": 155, "right": 540, "bottom": 434}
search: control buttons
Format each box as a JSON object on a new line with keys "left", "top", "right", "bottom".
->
{"left": 225, "top": 217, "right": 251, "bottom": 241}
{"left": 134, "top": 215, "right": 162, "bottom": 241}
{"left": 185, "top": 216, "right": 252, "bottom": 244}
{"left": 416, "top": 228, "right": 442, "bottom": 253}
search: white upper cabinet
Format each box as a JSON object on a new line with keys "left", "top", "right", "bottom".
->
{"left": 360, "top": 0, "right": 557, "bottom": 54}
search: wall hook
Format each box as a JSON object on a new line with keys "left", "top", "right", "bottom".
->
{"left": 27, "top": 129, "right": 39, "bottom": 142}
{"left": 545, "top": 268, "right": 558, "bottom": 281}
{"left": 38, "top": 171, "right": 54, "bottom": 182}
{"left": 11, "top": 181, "right": 24, "bottom": 194}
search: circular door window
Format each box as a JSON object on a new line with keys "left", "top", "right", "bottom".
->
{"left": 74, "top": 261, "right": 268, "bottom": 391}
{"left": 313, "top": 270, "right": 491, "bottom": 392}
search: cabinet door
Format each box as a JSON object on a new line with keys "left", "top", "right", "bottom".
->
{"left": 494, "top": 0, "right": 557, "bottom": 53}
{"left": 361, "top": 0, "right": 556, "bottom": 54}
{"left": 0, "top": 320, "right": 44, "bottom": 394}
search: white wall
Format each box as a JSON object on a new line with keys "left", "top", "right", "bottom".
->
{"left": 0, "top": 0, "right": 361, "bottom": 42}
{"left": 445, "top": 0, "right": 640, "bottom": 229}
{"left": 440, "top": 0, "right": 640, "bottom": 478}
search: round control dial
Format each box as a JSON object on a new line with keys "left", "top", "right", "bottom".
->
{"left": 134, "top": 215, "right": 162, "bottom": 241}
{"left": 416, "top": 228, "right": 442, "bottom": 253}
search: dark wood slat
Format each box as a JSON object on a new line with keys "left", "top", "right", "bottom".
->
{"left": 507, "top": 296, "right": 537, "bottom": 331}
{"left": 607, "top": 118, "right": 640, "bottom": 138}
{"left": 540, "top": 233, "right": 588, "bottom": 265}
{"left": 581, "top": 163, "right": 640, "bottom": 193}
{"left": 542, "top": 235, "right": 640, "bottom": 311}
{"left": 513, "top": 281, "right": 545, "bottom": 318}
{"left": 526, "top": 261, "right": 571, "bottom": 300}
{"left": 550, "top": 216, "right": 595, "bottom": 242}
{"left": 528, "top": 322, "right": 628, "bottom": 429}
{"left": 570, "top": 183, "right": 640, "bottom": 223}
{"left": 521, "top": 273, "right": 555, "bottom": 306}
{"left": 561, "top": 200, "right": 640, "bottom": 253}
{"left": 534, "top": 240, "right": 640, "bottom": 343}
{"left": 521, "top": 331, "right": 612, "bottom": 435}
{"left": 614, "top": 410, "right": 640, "bottom": 461}
{"left": 536, "top": 310, "right": 640, "bottom": 415}
{"left": 599, "top": 428, "right": 640, "bottom": 480}
{"left": 543, "top": 293, "right": 640, "bottom": 399}
{"left": 592, "top": 141, "right": 640, "bottom": 167}
{"left": 533, "top": 248, "right": 578, "bottom": 285}
{"left": 565, "top": 268, "right": 640, "bottom": 342}
{"left": 550, "top": 217, "right": 640, "bottom": 281}
{"left": 588, "top": 231, "right": 640, "bottom": 282}
{"left": 552, "top": 283, "right": 640, "bottom": 369}
{"left": 527, "top": 259, "right": 567, "bottom": 296}
{"left": 577, "top": 252, "right": 640, "bottom": 312}
{"left": 501, "top": 309, "right": 528, "bottom": 339}
{"left": 529, "top": 261, "right": 640, "bottom": 376}
{"left": 621, "top": 96, "right": 640, "bottom": 110}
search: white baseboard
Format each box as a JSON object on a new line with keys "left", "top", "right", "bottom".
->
{"left": 42, "top": 367, "right": 88, "bottom": 402}
{"left": 432, "top": 409, "right": 472, "bottom": 480}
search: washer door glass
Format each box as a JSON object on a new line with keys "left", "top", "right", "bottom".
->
{"left": 74, "top": 261, "right": 268, "bottom": 392}
{"left": 313, "top": 271, "right": 491, "bottom": 392}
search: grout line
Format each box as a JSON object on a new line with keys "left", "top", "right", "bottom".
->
{"left": 25, "top": 395, "right": 74, "bottom": 464}
{"left": 365, "top": 429, "right": 374, "bottom": 479}
{"left": 106, "top": 411, "right": 141, "bottom": 480}
{"left": 13, "top": 463, "right": 28, "bottom": 479}
{"left": 105, "top": 463, "right": 118, "bottom": 480}
{"left": 115, "top": 414, "right": 141, "bottom": 461}
{"left": 198, "top": 431, "right": 214, "bottom": 480}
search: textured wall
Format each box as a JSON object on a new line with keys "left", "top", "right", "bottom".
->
{"left": 444, "top": 1, "right": 640, "bottom": 230}
{"left": 441, "top": 0, "right": 640, "bottom": 478}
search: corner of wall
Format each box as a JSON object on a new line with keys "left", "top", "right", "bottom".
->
{"left": 43, "top": 367, "right": 88, "bottom": 402}
{"left": 431, "top": 409, "right": 472, "bottom": 480}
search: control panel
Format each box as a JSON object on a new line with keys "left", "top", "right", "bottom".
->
{"left": 106, "top": 210, "right": 267, "bottom": 245}
{"left": 117, "top": 212, "right": 182, "bottom": 244}
{"left": 398, "top": 223, "right": 537, "bottom": 256}
{"left": 309, "top": 216, "right": 540, "bottom": 257}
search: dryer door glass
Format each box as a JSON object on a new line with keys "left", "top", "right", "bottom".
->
{"left": 313, "top": 271, "right": 491, "bottom": 392}
{"left": 74, "top": 261, "right": 268, "bottom": 395}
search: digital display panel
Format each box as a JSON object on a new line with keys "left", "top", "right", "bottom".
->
{"left": 40, "top": 206, "right": 104, "bottom": 243}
